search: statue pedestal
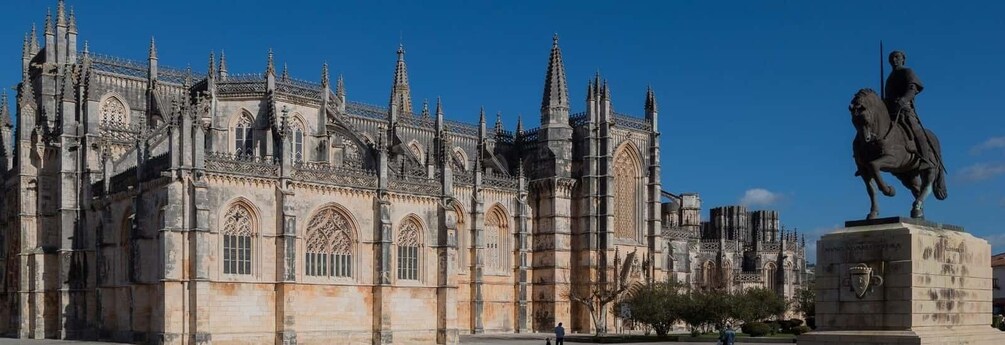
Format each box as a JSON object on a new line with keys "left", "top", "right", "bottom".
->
{"left": 799, "top": 218, "right": 1001, "bottom": 345}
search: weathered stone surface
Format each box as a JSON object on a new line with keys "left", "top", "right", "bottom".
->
{"left": 801, "top": 221, "right": 1000, "bottom": 345}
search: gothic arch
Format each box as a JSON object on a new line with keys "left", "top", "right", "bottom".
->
{"left": 219, "top": 198, "right": 260, "bottom": 276}
{"left": 452, "top": 147, "right": 468, "bottom": 171}
{"left": 230, "top": 110, "right": 256, "bottom": 156}
{"left": 452, "top": 202, "right": 469, "bottom": 273}
{"left": 764, "top": 262, "right": 778, "bottom": 291}
{"left": 396, "top": 214, "right": 425, "bottom": 281}
{"left": 303, "top": 203, "right": 359, "bottom": 279}
{"left": 99, "top": 94, "right": 130, "bottom": 124}
{"left": 291, "top": 116, "right": 308, "bottom": 162}
{"left": 613, "top": 141, "right": 644, "bottom": 241}
{"left": 484, "top": 204, "right": 511, "bottom": 274}
{"left": 407, "top": 140, "right": 425, "bottom": 162}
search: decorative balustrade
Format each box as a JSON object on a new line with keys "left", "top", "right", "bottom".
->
{"left": 735, "top": 273, "right": 763, "bottom": 283}
{"left": 763, "top": 243, "right": 782, "bottom": 252}
{"left": 569, "top": 112, "right": 588, "bottom": 127}
{"left": 699, "top": 242, "right": 720, "bottom": 252}
{"left": 483, "top": 170, "right": 518, "bottom": 189}
{"left": 521, "top": 128, "right": 540, "bottom": 142}
{"left": 453, "top": 170, "right": 474, "bottom": 185}
{"left": 292, "top": 161, "right": 378, "bottom": 188}
{"left": 613, "top": 112, "right": 652, "bottom": 131}
{"left": 204, "top": 152, "right": 278, "bottom": 177}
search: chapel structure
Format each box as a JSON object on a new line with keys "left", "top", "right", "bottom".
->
{"left": 0, "top": 1, "right": 805, "bottom": 344}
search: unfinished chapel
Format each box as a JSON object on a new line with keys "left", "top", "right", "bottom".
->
{"left": 0, "top": 1, "right": 806, "bottom": 344}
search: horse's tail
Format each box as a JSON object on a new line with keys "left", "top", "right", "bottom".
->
{"left": 933, "top": 166, "right": 948, "bottom": 200}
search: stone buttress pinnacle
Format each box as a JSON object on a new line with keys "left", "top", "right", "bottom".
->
{"left": 321, "top": 62, "right": 330, "bottom": 88}
{"left": 1, "top": 91, "right": 11, "bottom": 127}
{"left": 389, "top": 44, "right": 413, "bottom": 115}
{"left": 219, "top": 50, "right": 228, "bottom": 79}
{"left": 149, "top": 37, "right": 157, "bottom": 60}
{"left": 541, "top": 33, "right": 570, "bottom": 123}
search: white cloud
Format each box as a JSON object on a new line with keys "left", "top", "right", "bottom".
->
{"left": 970, "top": 136, "right": 1005, "bottom": 155}
{"left": 739, "top": 188, "right": 781, "bottom": 207}
{"left": 958, "top": 162, "right": 1005, "bottom": 182}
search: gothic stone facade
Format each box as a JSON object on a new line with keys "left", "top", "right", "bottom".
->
{"left": 0, "top": 1, "right": 804, "bottom": 344}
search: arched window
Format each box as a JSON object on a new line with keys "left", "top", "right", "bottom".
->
{"left": 613, "top": 142, "right": 642, "bottom": 240}
{"left": 702, "top": 261, "right": 716, "bottom": 288}
{"left": 293, "top": 120, "right": 305, "bottom": 163}
{"left": 101, "top": 97, "right": 128, "bottom": 124}
{"left": 485, "top": 205, "right": 510, "bottom": 274}
{"left": 120, "top": 211, "right": 134, "bottom": 283}
{"left": 452, "top": 148, "right": 467, "bottom": 171}
{"left": 234, "top": 113, "right": 254, "bottom": 157}
{"left": 764, "top": 262, "right": 778, "bottom": 292}
{"left": 305, "top": 206, "right": 355, "bottom": 278}
{"left": 222, "top": 203, "right": 255, "bottom": 275}
{"left": 397, "top": 217, "right": 422, "bottom": 281}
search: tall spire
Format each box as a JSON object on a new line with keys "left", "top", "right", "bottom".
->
{"left": 149, "top": 37, "right": 158, "bottom": 60}
{"left": 478, "top": 107, "right": 487, "bottom": 138}
{"left": 321, "top": 62, "right": 330, "bottom": 88}
{"left": 435, "top": 97, "right": 444, "bottom": 128}
{"left": 541, "top": 33, "right": 570, "bottom": 125}
{"left": 219, "top": 50, "right": 228, "bottom": 80}
{"left": 281, "top": 62, "right": 290, "bottom": 81}
{"left": 336, "top": 74, "right": 345, "bottom": 99}
{"left": 44, "top": 10, "right": 53, "bottom": 36}
{"left": 389, "top": 43, "right": 413, "bottom": 116}
{"left": 266, "top": 48, "right": 275, "bottom": 76}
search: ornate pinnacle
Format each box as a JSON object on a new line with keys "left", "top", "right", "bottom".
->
{"left": 57, "top": 1, "right": 66, "bottom": 27}
{"left": 495, "top": 111, "right": 503, "bottom": 134}
{"left": 421, "top": 99, "right": 430, "bottom": 119}
{"left": 281, "top": 62, "right": 290, "bottom": 81}
{"left": 516, "top": 114, "right": 524, "bottom": 135}
{"left": 266, "top": 48, "right": 275, "bottom": 76}
{"left": 82, "top": 40, "right": 88, "bottom": 56}
{"left": 44, "top": 10, "right": 53, "bottom": 35}
{"left": 645, "top": 85, "right": 658, "bottom": 114}
{"left": 68, "top": 8, "right": 77, "bottom": 33}
{"left": 219, "top": 50, "right": 228, "bottom": 79}
{"left": 336, "top": 74, "right": 345, "bottom": 99}
{"left": 149, "top": 37, "right": 157, "bottom": 60}
{"left": 207, "top": 51, "right": 215, "bottom": 77}
{"left": 541, "top": 33, "right": 570, "bottom": 119}
{"left": 321, "top": 62, "right": 330, "bottom": 88}
{"left": 1, "top": 91, "right": 11, "bottom": 127}
{"left": 30, "top": 24, "right": 39, "bottom": 53}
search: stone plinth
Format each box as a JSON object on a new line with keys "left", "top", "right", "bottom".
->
{"left": 799, "top": 218, "right": 1001, "bottom": 345}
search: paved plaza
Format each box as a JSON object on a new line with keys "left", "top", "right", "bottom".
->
{"left": 0, "top": 336, "right": 794, "bottom": 345}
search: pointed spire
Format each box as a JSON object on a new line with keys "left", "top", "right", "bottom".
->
{"left": 587, "top": 78, "right": 595, "bottom": 101}
{"left": 219, "top": 50, "right": 228, "bottom": 80}
{"left": 57, "top": 0, "right": 67, "bottom": 27}
{"left": 22, "top": 33, "right": 29, "bottom": 59}
{"left": 282, "top": 62, "right": 290, "bottom": 81}
{"left": 1, "top": 91, "right": 11, "bottom": 127}
{"left": 82, "top": 40, "right": 88, "bottom": 56}
{"left": 321, "top": 62, "right": 330, "bottom": 88}
{"left": 149, "top": 37, "right": 158, "bottom": 60}
{"left": 602, "top": 79, "right": 610, "bottom": 101}
{"left": 44, "top": 9, "right": 54, "bottom": 35}
{"left": 421, "top": 99, "right": 430, "bottom": 119}
{"left": 336, "top": 74, "right": 345, "bottom": 99}
{"left": 68, "top": 7, "right": 76, "bottom": 33}
{"left": 516, "top": 114, "right": 524, "bottom": 135}
{"left": 389, "top": 43, "right": 413, "bottom": 116}
{"left": 645, "top": 85, "right": 657, "bottom": 114}
{"left": 266, "top": 48, "right": 275, "bottom": 76}
{"left": 478, "top": 107, "right": 487, "bottom": 138}
{"left": 495, "top": 111, "right": 503, "bottom": 134}
{"left": 30, "top": 23, "right": 39, "bottom": 54}
{"left": 541, "top": 33, "right": 570, "bottom": 124}
{"left": 435, "top": 97, "right": 444, "bottom": 130}
{"left": 207, "top": 51, "right": 216, "bottom": 78}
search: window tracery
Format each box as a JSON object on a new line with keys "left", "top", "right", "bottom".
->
{"left": 305, "top": 206, "right": 355, "bottom": 278}
{"left": 235, "top": 114, "right": 254, "bottom": 157}
{"left": 397, "top": 219, "right": 421, "bottom": 281}
{"left": 613, "top": 143, "right": 642, "bottom": 240}
{"left": 485, "top": 206, "right": 510, "bottom": 274}
{"left": 101, "top": 97, "right": 128, "bottom": 124}
{"left": 223, "top": 203, "right": 255, "bottom": 275}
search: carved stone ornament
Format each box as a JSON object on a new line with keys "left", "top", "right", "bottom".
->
{"left": 845, "top": 263, "right": 884, "bottom": 299}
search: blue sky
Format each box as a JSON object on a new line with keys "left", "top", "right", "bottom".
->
{"left": 2, "top": 1, "right": 1003, "bottom": 260}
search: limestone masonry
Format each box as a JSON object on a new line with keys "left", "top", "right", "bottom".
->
{"left": 0, "top": 1, "right": 805, "bottom": 344}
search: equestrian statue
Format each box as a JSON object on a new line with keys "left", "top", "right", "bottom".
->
{"left": 849, "top": 50, "right": 947, "bottom": 220}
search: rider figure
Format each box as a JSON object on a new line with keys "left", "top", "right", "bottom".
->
{"left": 884, "top": 50, "right": 935, "bottom": 167}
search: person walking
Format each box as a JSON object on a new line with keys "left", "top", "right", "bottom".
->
{"left": 554, "top": 322, "right": 566, "bottom": 345}
{"left": 718, "top": 323, "right": 736, "bottom": 345}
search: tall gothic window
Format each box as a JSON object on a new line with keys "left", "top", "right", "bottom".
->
{"left": 234, "top": 114, "right": 254, "bottom": 157}
{"left": 305, "top": 206, "right": 355, "bottom": 278}
{"left": 702, "top": 261, "right": 716, "bottom": 288}
{"left": 293, "top": 121, "right": 305, "bottom": 163}
{"left": 764, "top": 262, "right": 778, "bottom": 292}
{"left": 397, "top": 218, "right": 422, "bottom": 281}
{"left": 222, "top": 203, "right": 255, "bottom": 275}
{"left": 613, "top": 143, "right": 642, "bottom": 240}
{"left": 485, "top": 206, "right": 510, "bottom": 274}
{"left": 101, "top": 97, "right": 127, "bottom": 124}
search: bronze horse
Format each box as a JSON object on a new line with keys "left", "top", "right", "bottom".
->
{"left": 850, "top": 89, "right": 947, "bottom": 219}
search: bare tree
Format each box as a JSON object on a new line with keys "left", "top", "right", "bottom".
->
{"left": 562, "top": 249, "right": 637, "bottom": 336}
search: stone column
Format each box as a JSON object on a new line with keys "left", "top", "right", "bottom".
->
{"left": 530, "top": 177, "right": 575, "bottom": 332}
{"left": 275, "top": 189, "right": 297, "bottom": 345}
{"left": 436, "top": 203, "right": 458, "bottom": 344}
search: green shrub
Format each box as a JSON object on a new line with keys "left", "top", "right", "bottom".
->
{"left": 764, "top": 320, "right": 781, "bottom": 334}
{"left": 792, "top": 325, "right": 812, "bottom": 335}
{"left": 742, "top": 322, "right": 772, "bottom": 337}
{"left": 806, "top": 316, "right": 816, "bottom": 329}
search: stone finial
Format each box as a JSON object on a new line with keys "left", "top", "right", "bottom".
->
{"left": 207, "top": 51, "right": 215, "bottom": 78}
{"left": 56, "top": 0, "right": 66, "bottom": 27}
{"left": 645, "top": 85, "right": 657, "bottom": 114}
{"left": 389, "top": 43, "right": 413, "bottom": 116}
{"left": 281, "top": 62, "right": 290, "bottom": 81}
{"left": 1, "top": 91, "right": 12, "bottom": 127}
{"left": 516, "top": 113, "right": 523, "bottom": 135}
{"left": 82, "top": 40, "right": 88, "bottom": 56}
{"left": 266, "top": 48, "right": 275, "bottom": 76}
{"left": 421, "top": 99, "right": 430, "bottom": 119}
{"left": 495, "top": 111, "right": 503, "bottom": 134}
{"left": 478, "top": 107, "right": 486, "bottom": 138}
{"left": 29, "top": 23, "right": 39, "bottom": 53}
{"left": 44, "top": 9, "right": 54, "bottom": 35}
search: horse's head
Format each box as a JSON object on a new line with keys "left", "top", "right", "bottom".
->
{"left": 849, "top": 88, "right": 888, "bottom": 144}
